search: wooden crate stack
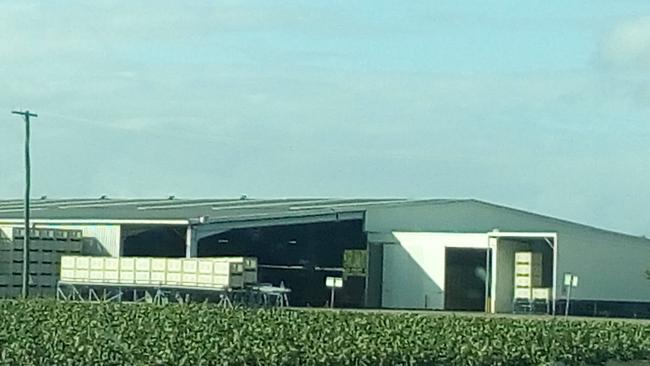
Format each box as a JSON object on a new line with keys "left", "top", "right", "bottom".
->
{"left": 0, "top": 235, "right": 15, "bottom": 296}
{"left": 0, "top": 228, "right": 82, "bottom": 298}
{"left": 514, "top": 252, "right": 542, "bottom": 299}
{"left": 59, "top": 256, "right": 256, "bottom": 289}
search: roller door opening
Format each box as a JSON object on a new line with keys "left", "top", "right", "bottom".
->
{"left": 444, "top": 248, "right": 487, "bottom": 311}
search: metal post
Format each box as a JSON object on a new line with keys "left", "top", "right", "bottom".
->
{"left": 484, "top": 246, "right": 491, "bottom": 313}
{"left": 565, "top": 275, "right": 572, "bottom": 317}
{"left": 330, "top": 287, "right": 335, "bottom": 308}
{"left": 488, "top": 236, "right": 498, "bottom": 314}
{"left": 551, "top": 235, "right": 558, "bottom": 316}
{"left": 185, "top": 225, "right": 198, "bottom": 258}
{"left": 11, "top": 110, "right": 37, "bottom": 299}
{"left": 363, "top": 242, "right": 370, "bottom": 308}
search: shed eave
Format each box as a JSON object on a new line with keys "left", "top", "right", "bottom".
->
{"left": 0, "top": 219, "right": 190, "bottom": 225}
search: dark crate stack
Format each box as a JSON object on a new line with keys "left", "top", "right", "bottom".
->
{"left": 0, "top": 227, "right": 83, "bottom": 298}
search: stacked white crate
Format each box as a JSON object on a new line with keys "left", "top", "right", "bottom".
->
{"left": 514, "top": 252, "right": 542, "bottom": 299}
{"left": 88, "top": 256, "right": 118, "bottom": 283}
{"left": 211, "top": 257, "right": 257, "bottom": 285}
{"left": 182, "top": 259, "right": 199, "bottom": 287}
{"left": 135, "top": 258, "right": 152, "bottom": 284}
{"left": 104, "top": 258, "right": 120, "bottom": 283}
{"left": 60, "top": 256, "right": 249, "bottom": 289}
{"left": 120, "top": 257, "right": 135, "bottom": 284}
{"left": 211, "top": 261, "right": 242, "bottom": 288}
{"left": 150, "top": 258, "right": 167, "bottom": 285}
{"left": 166, "top": 258, "right": 182, "bottom": 285}
{"left": 60, "top": 256, "right": 88, "bottom": 282}
{"left": 532, "top": 288, "right": 550, "bottom": 301}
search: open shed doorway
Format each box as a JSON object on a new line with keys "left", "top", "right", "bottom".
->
{"left": 121, "top": 225, "right": 187, "bottom": 257}
{"left": 444, "top": 248, "right": 488, "bottom": 311}
{"left": 197, "top": 219, "right": 367, "bottom": 308}
{"left": 491, "top": 235, "right": 556, "bottom": 314}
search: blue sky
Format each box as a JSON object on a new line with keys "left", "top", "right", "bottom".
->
{"left": 2, "top": 1, "right": 650, "bottom": 235}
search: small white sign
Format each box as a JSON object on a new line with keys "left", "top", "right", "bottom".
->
{"left": 325, "top": 276, "right": 343, "bottom": 288}
{"left": 564, "top": 273, "right": 579, "bottom": 287}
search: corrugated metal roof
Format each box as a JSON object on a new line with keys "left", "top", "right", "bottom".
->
{"left": 0, "top": 197, "right": 644, "bottom": 241}
{"left": 0, "top": 197, "right": 444, "bottom": 221}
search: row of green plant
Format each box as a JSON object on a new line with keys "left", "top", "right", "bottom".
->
{"left": 0, "top": 300, "right": 648, "bottom": 365}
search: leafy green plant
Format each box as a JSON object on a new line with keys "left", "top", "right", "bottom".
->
{"left": 0, "top": 300, "right": 648, "bottom": 365}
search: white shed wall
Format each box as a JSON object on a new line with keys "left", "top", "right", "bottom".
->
{"left": 0, "top": 223, "right": 121, "bottom": 256}
{"left": 0, "top": 225, "right": 14, "bottom": 240}
{"left": 382, "top": 232, "right": 488, "bottom": 310}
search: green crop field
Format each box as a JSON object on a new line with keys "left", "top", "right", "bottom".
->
{"left": 0, "top": 300, "right": 649, "bottom": 366}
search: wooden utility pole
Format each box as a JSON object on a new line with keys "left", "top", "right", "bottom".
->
{"left": 11, "top": 109, "right": 37, "bottom": 299}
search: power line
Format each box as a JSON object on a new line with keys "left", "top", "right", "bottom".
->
{"left": 39, "top": 111, "right": 261, "bottom": 146}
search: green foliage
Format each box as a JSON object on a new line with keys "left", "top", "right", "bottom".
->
{"left": 0, "top": 300, "right": 648, "bottom": 366}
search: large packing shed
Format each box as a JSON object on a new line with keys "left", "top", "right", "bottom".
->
{"left": 0, "top": 197, "right": 648, "bottom": 316}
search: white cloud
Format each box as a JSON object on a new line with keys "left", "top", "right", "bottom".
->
{"left": 602, "top": 16, "right": 650, "bottom": 69}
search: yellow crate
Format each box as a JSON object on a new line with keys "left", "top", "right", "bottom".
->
{"left": 515, "top": 274, "right": 542, "bottom": 287}
{"left": 105, "top": 258, "right": 119, "bottom": 271}
{"left": 75, "top": 257, "right": 90, "bottom": 270}
{"left": 74, "top": 269, "right": 89, "bottom": 281}
{"left": 514, "top": 287, "right": 532, "bottom": 299}
{"left": 135, "top": 271, "right": 150, "bottom": 284}
{"left": 150, "top": 271, "right": 165, "bottom": 284}
{"left": 213, "top": 261, "right": 231, "bottom": 274}
{"left": 90, "top": 257, "right": 104, "bottom": 270}
{"left": 135, "top": 258, "right": 151, "bottom": 271}
{"left": 103, "top": 270, "right": 119, "bottom": 283}
{"left": 120, "top": 271, "right": 135, "bottom": 283}
{"left": 198, "top": 261, "right": 213, "bottom": 274}
{"left": 60, "top": 268, "right": 75, "bottom": 282}
{"left": 182, "top": 259, "right": 198, "bottom": 273}
{"left": 167, "top": 259, "right": 182, "bottom": 272}
{"left": 181, "top": 273, "right": 197, "bottom": 285}
{"left": 197, "top": 274, "right": 212, "bottom": 284}
{"left": 166, "top": 272, "right": 181, "bottom": 285}
{"left": 120, "top": 258, "right": 135, "bottom": 272}
{"left": 89, "top": 270, "right": 103, "bottom": 281}
{"left": 151, "top": 258, "right": 167, "bottom": 272}
{"left": 532, "top": 288, "right": 550, "bottom": 300}
{"left": 61, "top": 256, "right": 76, "bottom": 270}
